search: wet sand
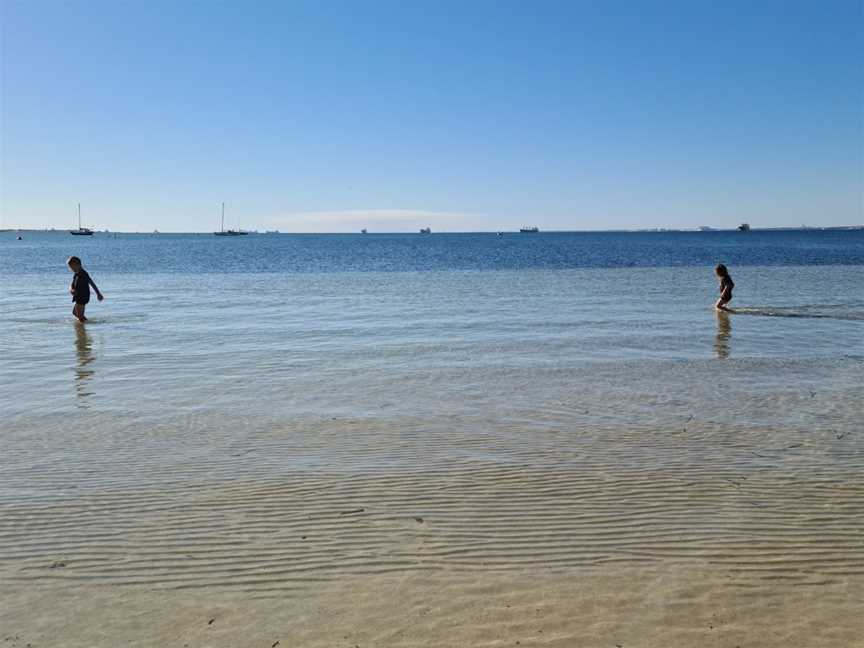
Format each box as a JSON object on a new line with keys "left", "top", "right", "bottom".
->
{"left": 2, "top": 453, "right": 862, "bottom": 647}
{"left": 3, "top": 565, "right": 861, "bottom": 648}
{"left": 2, "top": 262, "right": 862, "bottom": 646}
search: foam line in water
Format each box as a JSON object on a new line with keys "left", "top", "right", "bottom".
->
{"left": 726, "top": 307, "right": 864, "bottom": 321}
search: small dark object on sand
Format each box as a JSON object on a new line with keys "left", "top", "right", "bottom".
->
{"left": 836, "top": 431, "right": 847, "bottom": 440}
{"left": 207, "top": 618, "right": 214, "bottom": 625}
{"left": 50, "top": 561, "right": 66, "bottom": 568}
{"left": 750, "top": 451, "right": 776, "bottom": 458}
{"left": 340, "top": 508, "right": 365, "bottom": 515}
{"left": 272, "top": 642, "right": 280, "bottom": 647}
{"left": 414, "top": 516, "right": 424, "bottom": 523}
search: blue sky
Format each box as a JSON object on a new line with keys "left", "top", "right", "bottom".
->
{"left": 1, "top": 0, "right": 861, "bottom": 232}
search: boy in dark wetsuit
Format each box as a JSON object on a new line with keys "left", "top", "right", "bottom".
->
{"left": 714, "top": 263, "right": 734, "bottom": 310}
{"left": 67, "top": 256, "right": 104, "bottom": 322}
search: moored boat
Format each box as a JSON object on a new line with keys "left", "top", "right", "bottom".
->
{"left": 70, "top": 204, "right": 94, "bottom": 235}
{"left": 214, "top": 203, "right": 248, "bottom": 236}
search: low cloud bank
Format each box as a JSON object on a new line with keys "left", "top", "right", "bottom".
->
{"left": 269, "top": 209, "right": 479, "bottom": 233}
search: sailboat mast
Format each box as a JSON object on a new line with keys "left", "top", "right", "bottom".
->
{"left": 221, "top": 202, "right": 225, "bottom": 232}
{"left": 78, "top": 203, "right": 81, "bottom": 229}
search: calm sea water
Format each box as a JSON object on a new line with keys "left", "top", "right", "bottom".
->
{"left": 3, "top": 229, "right": 863, "bottom": 438}
{"left": 1, "top": 229, "right": 862, "bottom": 593}
{"left": 5, "top": 228, "right": 864, "bottom": 273}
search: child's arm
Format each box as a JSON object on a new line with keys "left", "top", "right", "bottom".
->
{"left": 88, "top": 276, "right": 105, "bottom": 301}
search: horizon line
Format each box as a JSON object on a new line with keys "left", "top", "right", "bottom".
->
{"left": 4, "top": 224, "right": 863, "bottom": 235}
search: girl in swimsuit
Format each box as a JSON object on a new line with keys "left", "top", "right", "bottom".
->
{"left": 715, "top": 263, "right": 734, "bottom": 311}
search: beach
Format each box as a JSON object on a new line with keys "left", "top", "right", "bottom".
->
{"left": 4, "top": 0, "right": 862, "bottom": 640}
{"left": 1, "top": 231, "right": 863, "bottom": 646}
{"left": 4, "top": 565, "right": 860, "bottom": 647}
{"left": 3, "top": 451, "right": 862, "bottom": 646}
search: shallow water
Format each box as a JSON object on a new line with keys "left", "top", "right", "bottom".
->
{"left": 1, "top": 230, "right": 862, "bottom": 602}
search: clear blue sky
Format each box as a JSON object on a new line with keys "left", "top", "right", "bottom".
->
{"left": 1, "top": 0, "right": 861, "bottom": 232}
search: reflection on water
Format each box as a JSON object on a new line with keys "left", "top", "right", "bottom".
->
{"left": 74, "top": 323, "right": 95, "bottom": 406}
{"left": 714, "top": 310, "right": 731, "bottom": 359}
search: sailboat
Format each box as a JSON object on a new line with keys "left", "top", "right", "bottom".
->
{"left": 214, "top": 202, "right": 248, "bottom": 236}
{"left": 70, "top": 203, "right": 94, "bottom": 235}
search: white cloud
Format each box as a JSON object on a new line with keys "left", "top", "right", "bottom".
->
{"left": 268, "top": 209, "right": 479, "bottom": 233}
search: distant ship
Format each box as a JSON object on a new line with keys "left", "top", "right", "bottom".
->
{"left": 214, "top": 203, "right": 248, "bottom": 236}
{"left": 738, "top": 223, "right": 751, "bottom": 232}
{"left": 361, "top": 228, "right": 367, "bottom": 234}
{"left": 519, "top": 226, "right": 539, "bottom": 233}
{"left": 698, "top": 226, "right": 714, "bottom": 231}
{"left": 420, "top": 227, "right": 431, "bottom": 234}
{"left": 70, "top": 203, "right": 94, "bottom": 236}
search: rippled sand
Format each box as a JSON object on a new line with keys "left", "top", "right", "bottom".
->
{"left": 2, "top": 264, "right": 862, "bottom": 645}
{"left": 3, "top": 566, "right": 860, "bottom": 647}
{"left": 2, "top": 418, "right": 862, "bottom": 647}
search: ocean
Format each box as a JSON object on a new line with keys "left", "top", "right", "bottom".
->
{"left": 1, "top": 229, "right": 863, "bottom": 645}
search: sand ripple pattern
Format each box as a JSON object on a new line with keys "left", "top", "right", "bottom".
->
{"left": 2, "top": 423, "right": 862, "bottom": 595}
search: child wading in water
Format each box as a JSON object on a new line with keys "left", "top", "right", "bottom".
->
{"left": 714, "top": 263, "right": 734, "bottom": 310}
{"left": 67, "top": 256, "right": 104, "bottom": 322}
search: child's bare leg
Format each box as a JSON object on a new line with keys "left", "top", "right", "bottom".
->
{"left": 79, "top": 304, "right": 87, "bottom": 321}
{"left": 715, "top": 298, "right": 729, "bottom": 311}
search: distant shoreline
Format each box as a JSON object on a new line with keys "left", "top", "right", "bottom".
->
{"left": 3, "top": 225, "right": 863, "bottom": 235}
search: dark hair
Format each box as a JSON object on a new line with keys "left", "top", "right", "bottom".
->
{"left": 67, "top": 256, "right": 82, "bottom": 266}
{"left": 715, "top": 263, "right": 728, "bottom": 277}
